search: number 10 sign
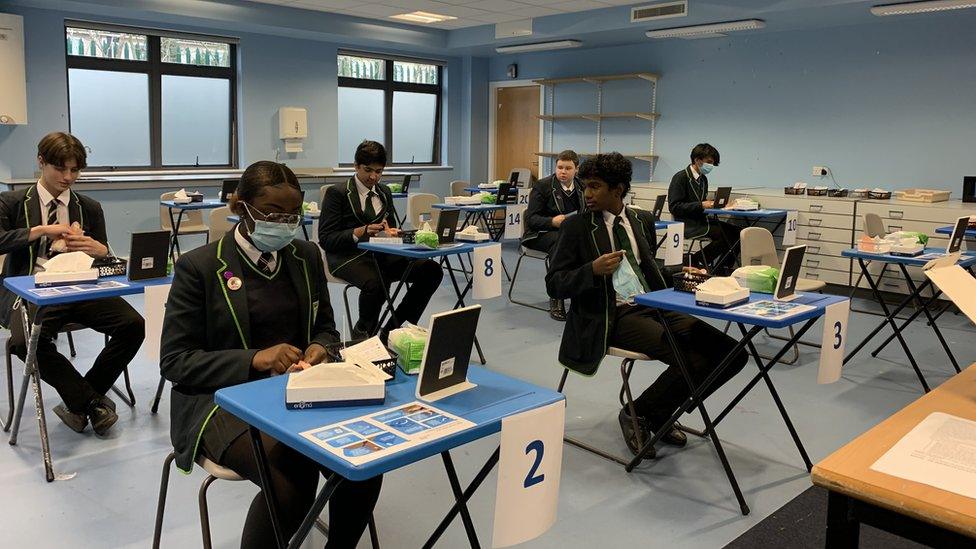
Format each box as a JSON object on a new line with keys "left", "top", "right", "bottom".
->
{"left": 492, "top": 401, "right": 564, "bottom": 548}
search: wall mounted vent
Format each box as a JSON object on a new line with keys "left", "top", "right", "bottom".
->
{"left": 631, "top": 1, "right": 687, "bottom": 23}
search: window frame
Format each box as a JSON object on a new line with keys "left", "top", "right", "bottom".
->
{"left": 64, "top": 22, "right": 238, "bottom": 171}
{"left": 337, "top": 52, "right": 443, "bottom": 167}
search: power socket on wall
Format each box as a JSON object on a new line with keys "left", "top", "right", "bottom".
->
{"left": 812, "top": 166, "right": 830, "bottom": 177}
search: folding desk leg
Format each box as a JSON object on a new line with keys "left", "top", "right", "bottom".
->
{"left": 151, "top": 376, "right": 167, "bottom": 414}
{"left": 844, "top": 259, "right": 929, "bottom": 392}
{"left": 288, "top": 473, "right": 343, "bottom": 549}
{"left": 167, "top": 207, "right": 179, "bottom": 261}
{"left": 423, "top": 448, "right": 500, "bottom": 549}
{"left": 172, "top": 210, "right": 186, "bottom": 258}
{"left": 440, "top": 452, "right": 481, "bottom": 549}
{"left": 9, "top": 304, "right": 55, "bottom": 482}
{"left": 249, "top": 426, "right": 286, "bottom": 549}
{"left": 443, "top": 255, "right": 486, "bottom": 365}
{"left": 628, "top": 310, "right": 749, "bottom": 515}
{"left": 737, "top": 323, "right": 813, "bottom": 471}
{"left": 870, "top": 283, "right": 943, "bottom": 355}
{"left": 898, "top": 266, "right": 961, "bottom": 374}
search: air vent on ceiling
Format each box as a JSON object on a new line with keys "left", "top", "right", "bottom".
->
{"left": 631, "top": 1, "right": 687, "bottom": 23}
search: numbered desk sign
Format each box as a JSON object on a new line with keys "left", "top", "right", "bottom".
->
{"left": 517, "top": 187, "right": 531, "bottom": 207}
{"left": 504, "top": 204, "right": 526, "bottom": 240}
{"left": 664, "top": 222, "right": 684, "bottom": 266}
{"left": 142, "top": 283, "right": 172, "bottom": 362}
{"left": 473, "top": 243, "right": 502, "bottom": 300}
{"left": 818, "top": 300, "right": 850, "bottom": 384}
{"left": 492, "top": 401, "right": 564, "bottom": 548}
{"left": 783, "top": 210, "right": 798, "bottom": 246}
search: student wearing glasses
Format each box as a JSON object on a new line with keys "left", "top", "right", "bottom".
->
{"left": 319, "top": 140, "right": 443, "bottom": 339}
{"left": 161, "top": 161, "right": 382, "bottom": 548}
{"left": 546, "top": 153, "right": 746, "bottom": 459}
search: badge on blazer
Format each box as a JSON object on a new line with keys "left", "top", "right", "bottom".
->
{"left": 224, "top": 271, "right": 242, "bottom": 291}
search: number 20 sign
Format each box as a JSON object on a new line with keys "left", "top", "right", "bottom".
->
{"left": 493, "top": 401, "right": 565, "bottom": 548}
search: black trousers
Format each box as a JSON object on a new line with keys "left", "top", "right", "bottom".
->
{"left": 9, "top": 297, "right": 145, "bottom": 413}
{"left": 609, "top": 305, "right": 747, "bottom": 430}
{"left": 202, "top": 416, "right": 383, "bottom": 549}
{"left": 522, "top": 231, "right": 560, "bottom": 255}
{"left": 340, "top": 253, "right": 443, "bottom": 333}
{"left": 692, "top": 221, "right": 742, "bottom": 273}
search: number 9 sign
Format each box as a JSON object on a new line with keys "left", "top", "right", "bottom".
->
{"left": 664, "top": 222, "right": 684, "bottom": 266}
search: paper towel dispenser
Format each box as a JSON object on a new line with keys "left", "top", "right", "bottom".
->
{"left": 279, "top": 107, "right": 307, "bottom": 153}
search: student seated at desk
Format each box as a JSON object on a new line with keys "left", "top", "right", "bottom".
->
{"left": 0, "top": 132, "right": 144, "bottom": 436}
{"left": 522, "top": 149, "right": 586, "bottom": 321}
{"left": 161, "top": 161, "right": 381, "bottom": 548}
{"left": 320, "top": 140, "right": 442, "bottom": 339}
{"left": 546, "top": 153, "right": 746, "bottom": 458}
{"left": 668, "top": 143, "right": 741, "bottom": 274}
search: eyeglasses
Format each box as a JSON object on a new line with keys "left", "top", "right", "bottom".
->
{"left": 242, "top": 202, "right": 302, "bottom": 225}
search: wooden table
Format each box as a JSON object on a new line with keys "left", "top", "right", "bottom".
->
{"left": 811, "top": 363, "right": 976, "bottom": 547}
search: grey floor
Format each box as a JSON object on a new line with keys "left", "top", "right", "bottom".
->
{"left": 2, "top": 243, "right": 972, "bottom": 548}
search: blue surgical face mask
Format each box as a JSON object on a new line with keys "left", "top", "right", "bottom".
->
{"left": 243, "top": 203, "right": 301, "bottom": 252}
{"left": 612, "top": 253, "right": 644, "bottom": 302}
{"left": 699, "top": 162, "right": 715, "bottom": 175}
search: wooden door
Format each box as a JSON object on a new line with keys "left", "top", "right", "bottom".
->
{"left": 494, "top": 86, "right": 540, "bottom": 180}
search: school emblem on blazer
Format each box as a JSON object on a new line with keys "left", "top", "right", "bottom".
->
{"left": 224, "top": 271, "right": 242, "bottom": 291}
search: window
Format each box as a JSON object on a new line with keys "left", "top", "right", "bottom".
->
{"left": 338, "top": 53, "right": 442, "bottom": 166}
{"left": 65, "top": 24, "right": 237, "bottom": 169}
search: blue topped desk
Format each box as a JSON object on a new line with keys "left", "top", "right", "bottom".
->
{"left": 160, "top": 199, "right": 224, "bottom": 260}
{"left": 227, "top": 214, "right": 315, "bottom": 240}
{"left": 357, "top": 241, "right": 497, "bottom": 364}
{"left": 215, "top": 366, "right": 563, "bottom": 548}
{"left": 935, "top": 225, "right": 976, "bottom": 238}
{"left": 633, "top": 288, "right": 848, "bottom": 515}
{"left": 702, "top": 208, "right": 789, "bottom": 270}
{"left": 841, "top": 248, "right": 976, "bottom": 391}
{"left": 4, "top": 274, "right": 173, "bottom": 481}
{"left": 432, "top": 204, "right": 507, "bottom": 241}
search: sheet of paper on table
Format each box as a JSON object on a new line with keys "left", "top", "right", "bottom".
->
{"left": 871, "top": 412, "right": 976, "bottom": 500}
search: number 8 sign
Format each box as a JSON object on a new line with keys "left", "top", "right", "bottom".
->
{"left": 473, "top": 243, "right": 502, "bottom": 300}
{"left": 493, "top": 402, "right": 565, "bottom": 548}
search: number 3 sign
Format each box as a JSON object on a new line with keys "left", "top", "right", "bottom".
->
{"left": 492, "top": 401, "right": 564, "bottom": 548}
{"left": 817, "top": 300, "right": 850, "bottom": 384}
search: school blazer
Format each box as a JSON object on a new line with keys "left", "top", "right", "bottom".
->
{"left": 522, "top": 175, "right": 586, "bottom": 244}
{"left": 318, "top": 178, "right": 399, "bottom": 274}
{"left": 545, "top": 209, "right": 668, "bottom": 376}
{"left": 668, "top": 167, "right": 710, "bottom": 238}
{"left": 160, "top": 231, "right": 340, "bottom": 473}
{"left": 0, "top": 186, "right": 108, "bottom": 327}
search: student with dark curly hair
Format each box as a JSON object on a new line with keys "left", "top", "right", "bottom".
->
{"left": 546, "top": 152, "right": 746, "bottom": 459}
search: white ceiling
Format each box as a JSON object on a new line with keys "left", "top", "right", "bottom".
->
{"left": 253, "top": 0, "right": 640, "bottom": 29}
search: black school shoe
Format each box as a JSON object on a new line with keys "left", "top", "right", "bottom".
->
{"left": 548, "top": 299, "right": 566, "bottom": 322}
{"left": 88, "top": 401, "right": 118, "bottom": 436}
{"left": 53, "top": 403, "right": 88, "bottom": 433}
{"left": 618, "top": 408, "right": 656, "bottom": 460}
{"left": 96, "top": 394, "right": 116, "bottom": 412}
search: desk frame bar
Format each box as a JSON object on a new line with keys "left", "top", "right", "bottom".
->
{"left": 708, "top": 213, "right": 786, "bottom": 273}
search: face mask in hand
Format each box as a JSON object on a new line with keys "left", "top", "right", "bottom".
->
{"left": 699, "top": 162, "right": 715, "bottom": 175}
{"left": 612, "top": 254, "right": 644, "bottom": 302}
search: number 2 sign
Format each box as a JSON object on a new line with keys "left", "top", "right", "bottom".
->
{"left": 492, "top": 401, "right": 564, "bottom": 548}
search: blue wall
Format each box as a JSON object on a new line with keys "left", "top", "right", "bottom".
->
{"left": 0, "top": 4, "right": 475, "bottom": 254}
{"left": 490, "top": 14, "right": 976, "bottom": 191}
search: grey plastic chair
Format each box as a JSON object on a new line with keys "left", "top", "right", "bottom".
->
{"left": 450, "top": 180, "right": 469, "bottom": 197}
{"left": 407, "top": 193, "right": 440, "bottom": 228}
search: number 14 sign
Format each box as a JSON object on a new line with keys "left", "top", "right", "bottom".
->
{"left": 492, "top": 401, "right": 564, "bottom": 548}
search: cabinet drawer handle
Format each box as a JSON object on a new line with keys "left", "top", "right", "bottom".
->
{"left": 810, "top": 204, "right": 823, "bottom": 212}
{"left": 888, "top": 210, "right": 904, "bottom": 219}
{"left": 808, "top": 218, "right": 823, "bottom": 227}
{"left": 808, "top": 245, "right": 822, "bottom": 254}
{"left": 806, "top": 272, "right": 820, "bottom": 279}
{"left": 808, "top": 232, "right": 822, "bottom": 240}
{"left": 806, "top": 259, "right": 820, "bottom": 267}
{"left": 888, "top": 225, "right": 903, "bottom": 232}
{"left": 882, "top": 282, "right": 900, "bottom": 289}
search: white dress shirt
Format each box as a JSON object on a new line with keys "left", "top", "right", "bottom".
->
{"left": 235, "top": 224, "right": 277, "bottom": 271}
{"left": 35, "top": 181, "right": 70, "bottom": 268}
{"left": 602, "top": 207, "right": 641, "bottom": 266}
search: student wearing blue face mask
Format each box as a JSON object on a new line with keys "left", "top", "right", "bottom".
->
{"left": 668, "top": 143, "right": 741, "bottom": 273}
{"left": 160, "top": 161, "right": 382, "bottom": 548}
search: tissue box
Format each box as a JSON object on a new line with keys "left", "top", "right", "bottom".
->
{"left": 34, "top": 269, "right": 99, "bottom": 287}
{"left": 732, "top": 266, "right": 780, "bottom": 294}
{"left": 695, "top": 286, "right": 750, "bottom": 308}
{"left": 456, "top": 231, "right": 489, "bottom": 242}
{"left": 285, "top": 363, "right": 385, "bottom": 409}
{"left": 890, "top": 243, "right": 924, "bottom": 256}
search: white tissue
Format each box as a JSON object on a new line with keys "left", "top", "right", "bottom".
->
{"left": 42, "top": 251, "right": 94, "bottom": 272}
{"left": 173, "top": 188, "right": 188, "bottom": 199}
{"left": 421, "top": 221, "right": 433, "bottom": 232}
{"left": 697, "top": 276, "right": 744, "bottom": 294}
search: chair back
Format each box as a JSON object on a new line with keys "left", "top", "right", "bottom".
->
{"left": 160, "top": 192, "right": 205, "bottom": 231}
{"left": 740, "top": 227, "right": 779, "bottom": 267}
{"left": 652, "top": 194, "right": 667, "bottom": 219}
{"left": 864, "top": 213, "right": 886, "bottom": 237}
{"left": 450, "top": 180, "right": 469, "bottom": 197}
{"left": 208, "top": 206, "right": 233, "bottom": 242}
{"left": 407, "top": 193, "right": 440, "bottom": 228}
{"left": 511, "top": 168, "right": 533, "bottom": 187}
